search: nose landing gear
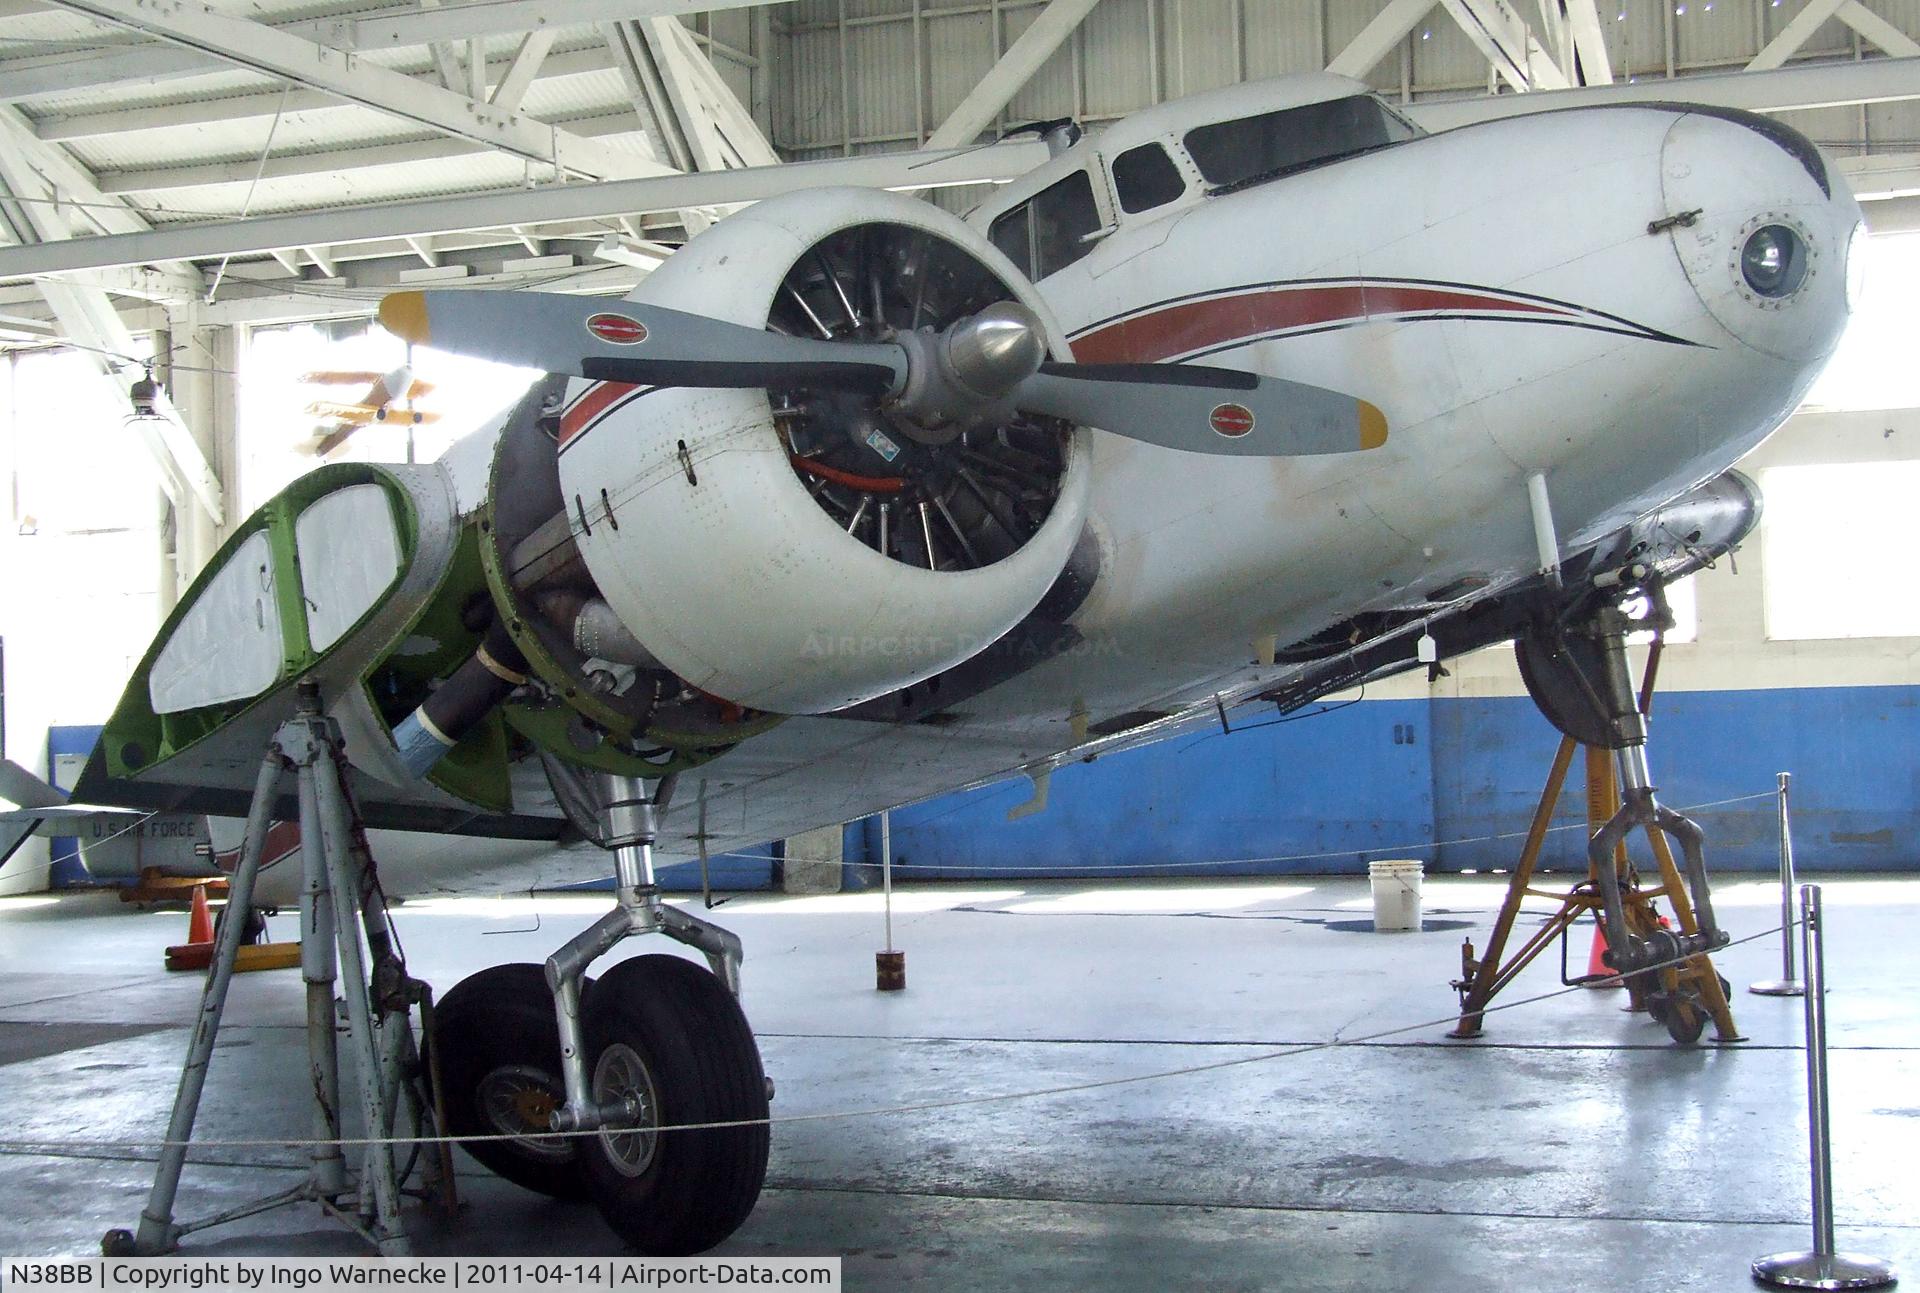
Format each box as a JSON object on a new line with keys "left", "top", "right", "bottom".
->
{"left": 536, "top": 772, "right": 770, "bottom": 1254}
{"left": 1452, "top": 588, "right": 1742, "bottom": 1044}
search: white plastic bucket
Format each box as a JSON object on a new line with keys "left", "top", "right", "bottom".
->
{"left": 1369, "top": 859, "right": 1425, "bottom": 932}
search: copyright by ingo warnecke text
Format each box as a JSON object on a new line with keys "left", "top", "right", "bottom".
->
{"left": 3, "top": 1260, "right": 840, "bottom": 1293}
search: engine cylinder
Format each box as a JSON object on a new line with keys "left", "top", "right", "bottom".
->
{"left": 554, "top": 189, "right": 1091, "bottom": 714}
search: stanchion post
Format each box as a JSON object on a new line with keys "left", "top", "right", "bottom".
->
{"left": 875, "top": 810, "right": 905, "bottom": 991}
{"left": 1751, "top": 885, "right": 1896, "bottom": 1290}
{"left": 1753, "top": 772, "right": 1807, "bottom": 997}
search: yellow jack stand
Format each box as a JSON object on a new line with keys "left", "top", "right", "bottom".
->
{"left": 1450, "top": 736, "right": 1743, "bottom": 1044}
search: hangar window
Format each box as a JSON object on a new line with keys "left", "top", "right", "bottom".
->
{"left": 1762, "top": 462, "right": 1920, "bottom": 639}
{"left": 1112, "top": 143, "right": 1186, "bottom": 213}
{"left": 1184, "top": 95, "right": 1418, "bottom": 193}
{"left": 988, "top": 169, "right": 1104, "bottom": 280}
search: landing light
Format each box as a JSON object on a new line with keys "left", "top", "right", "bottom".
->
{"left": 1741, "top": 224, "right": 1809, "bottom": 299}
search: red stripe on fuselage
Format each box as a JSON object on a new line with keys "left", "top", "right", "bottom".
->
{"left": 1069, "top": 284, "right": 1566, "bottom": 364}
{"left": 213, "top": 819, "right": 301, "bottom": 874}
{"left": 560, "top": 381, "right": 643, "bottom": 446}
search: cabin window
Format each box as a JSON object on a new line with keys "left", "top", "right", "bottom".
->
{"left": 989, "top": 204, "right": 1032, "bottom": 273}
{"left": 988, "top": 169, "right": 1104, "bottom": 279}
{"left": 1112, "top": 143, "right": 1186, "bottom": 213}
{"left": 1183, "top": 95, "right": 1417, "bottom": 193}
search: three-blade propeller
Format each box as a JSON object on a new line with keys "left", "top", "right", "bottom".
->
{"left": 378, "top": 289, "right": 1386, "bottom": 457}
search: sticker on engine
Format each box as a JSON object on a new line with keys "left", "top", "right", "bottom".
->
{"left": 864, "top": 428, "right": 902, "bottom": 462}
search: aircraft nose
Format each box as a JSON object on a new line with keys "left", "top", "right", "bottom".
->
{"left": 1657, "top": 107, "right": 1860, "bottom": 363}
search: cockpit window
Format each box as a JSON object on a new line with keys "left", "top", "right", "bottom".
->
{"left": 1183, "top": 95, "right": 1417, "bottom": 193}
{"left": 988, "top": 169, "right": 1104, "bottom": 279}
{"left": 989, "top": 204, "right": 1032, "bottom": 275}
{"left": 1112, "top": 143, "right": 1186, "bottom": 213}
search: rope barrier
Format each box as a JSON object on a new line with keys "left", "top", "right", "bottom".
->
{"left": 4, "top": 790, "right": 1778, "bottom": 892}
{"left": 638, "top": 789, "right": 1781, "bottom": 878}
{"left": 0, "top": 924, "right": 1789, "bottom": 1157}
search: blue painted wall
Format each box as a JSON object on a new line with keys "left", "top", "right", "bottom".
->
{"left": 843, "top": 686, "right": 1919, "bottom": 879}
{"left": 46, "top": 723, "right": 101, "bottom": 889}
{"left": 569, "top": 845, "right": 777, "bottom": 894}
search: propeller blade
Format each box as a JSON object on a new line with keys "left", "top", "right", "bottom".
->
{"left": 379, "top": 290, "right": 907, "bottom": 394}
{"left": 1015, "top": 362, "right": 1387, "bottom": 457}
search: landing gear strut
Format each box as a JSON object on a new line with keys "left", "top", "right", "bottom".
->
{"left": 538, "top": 773, "right": 770, "bottom": 1254}
{"left": 1452, "top": 589, "right": 1742, "bottom": 1044}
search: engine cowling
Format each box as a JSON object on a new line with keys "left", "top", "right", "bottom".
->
{"left": 554, "top": 189, "right": 1092, "bottom": 714}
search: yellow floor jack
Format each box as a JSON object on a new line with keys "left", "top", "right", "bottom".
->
{"left": 1448, "top": 602, "right": 1742, "bottom": 1046}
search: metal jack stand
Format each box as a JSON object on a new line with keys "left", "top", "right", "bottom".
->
{"left": 1452, "top": 604, "right": 1741, "bottom": 1044}
{"left": 1752, "top": 885, "right": 1897, "bottom": 1290}
{"left": 1752, "top": 772, "right": 1808, "bottom": 997}
{"left": 104, "top": 683, "right": 444, "bottom": 1257}
{"left": 544, "top": 773, "right": 745, "bottom": 1135}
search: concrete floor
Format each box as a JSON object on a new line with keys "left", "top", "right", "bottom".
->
{"left": 0, "top": 872, "right": 1915, "bottom": 1291}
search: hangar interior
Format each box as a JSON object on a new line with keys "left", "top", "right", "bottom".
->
{"left": 0, "top": 0, "right": 1918, "bottom": 1286}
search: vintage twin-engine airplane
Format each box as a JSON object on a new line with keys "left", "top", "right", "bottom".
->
{"left": 2, "top": 71, "right": 1859, "bottom": 1253}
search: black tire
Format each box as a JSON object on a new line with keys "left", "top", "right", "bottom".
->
{"left": 581, "top": 954, "right": 770, "bottom": 1255}
{"left": 433, "top": 962, "right": 590, "bottom": 1200}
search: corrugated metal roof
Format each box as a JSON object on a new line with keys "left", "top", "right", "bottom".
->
{"left": 0, "top": 0, "right": 1910, "bottom": 283}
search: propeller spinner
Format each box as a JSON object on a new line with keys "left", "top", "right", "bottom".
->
{"left": 377, "top": 288, "right": 1386, "bottom": 457}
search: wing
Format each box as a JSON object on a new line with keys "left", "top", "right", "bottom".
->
{"left": 0, "top": 758, "right": 64, "bottom": 810}
{"left": 74, "top": 458, "right": 567, "bottom": 844}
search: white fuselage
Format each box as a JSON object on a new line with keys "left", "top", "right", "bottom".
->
{"left": 257, "top": 85, "right": 1860, "bottom": 903}
{"left": 957, "top": 98, "right": 1855, "bottom": 709}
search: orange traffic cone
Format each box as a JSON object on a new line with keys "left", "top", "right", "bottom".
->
{"left": 1585, "top": 918, "right": 1622, "bottom": 989}
{"left": 186, "top": 884, "right": 213, "bottom": 944}
{"left": 165, "top": 885, "right": 217, "bottom": 972}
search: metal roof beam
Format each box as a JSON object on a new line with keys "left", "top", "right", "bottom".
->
{"left": 1838, "top": 2, "right": 1920, "bottom": 60}
{"left": 38, "top": 0, "right": 673, "bottom": 181}
{"left": 1437, "top": 0, "right": 1571, "bottom": 91}
{"left": 1748, "top": 0, "right": 1849, "bottom": 72}
{"left": 314, "top": 0, "right": 793, "bottom": 50}
{"left": 32, "top": 46, "right": 620, "bottom": 140}
{"left": 0, "top": 143, "right": 1051, "bottom": 279}
{"left": 490, "top": 29, "right": 556, "bottom": 110}
{"left": 1326, "top": 0, "right": 1435, "bottom": 79}
{"left": 655, "top": 17, "right": 778, "bottom": 166}
{"left": 1838, "top": 150, "right": 1920, "bottom": 200}
{"left": 640, "top": 18, "right": 730, "bottom": 173}
{"left": 1406, "top": 54, "right": 1920, "bottom": 129}
{"left": 924, "top": 0, "right": 1104, "bottom": 148}
{"left": 95, "top": 114, "right": 636, "bottom": 194}
{"left": 1559, "top": 0, "right": 1613, "bottom": 85}
{"left": 0, "top": 1, "right": 769, "bottom": 102}
{"left": 0, "top": 104, "right": 199, "bottom": 297}
{"left": 0, "top": 42, "right": 209, "bottom": 104}
{"left": 0, "top": 130, "right": 222, "bottom": 524}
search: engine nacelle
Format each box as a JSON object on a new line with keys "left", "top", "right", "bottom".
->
{"left": 555, "top": 190, "right": 1091, "bottom": 714}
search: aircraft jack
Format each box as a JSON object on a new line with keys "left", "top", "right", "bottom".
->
{"left": 1450, "top": 602, "right": 1742, "bottom": 1045}
{"left": 104, "top": 683, "right": 450, "bottom": 1257}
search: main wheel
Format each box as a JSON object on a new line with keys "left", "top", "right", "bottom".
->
{"left": 581, "top": 954, "right": 770, "bottom": 1255}
{"left": 432, "top": 962, "right": 590, "bottom": 1200}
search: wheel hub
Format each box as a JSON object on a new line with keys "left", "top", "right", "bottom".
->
{"left": 591, "top": 1042, "right": 662, "bottom": 1177}
{"left": 476, "top": 1064, "right": 573, "bottom": 1162}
